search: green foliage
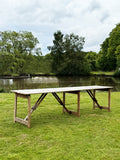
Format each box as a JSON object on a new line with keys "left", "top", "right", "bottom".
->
{"left": 91, "top": 71, "right": 114, "bottom": 76}
{"left": 98, "top": 23, "right": 120, "bottom": 71}
{"left": 0, "top": 53, "right": 52, "bottom": 76}
{"left": 115, "top": 45, "right": 120, "bottom": 68}
{"left": 0, "top": 31, "right": 42, "bottom": 75}
{"left": 113, "top": 69, "right": 120, "bottom": 77}
{"left": 48, "top": 31, "right": 65, "bottom": 74}
{"left": 0, "top": 92, "right": 120, "bottom": 159}
{"left": 0, "top": 31, "right": 41, "bottom": 56}
{"left": 48, "top": 30, "right": 90, "bottom": 75}
{"left": 0, "top": 52, "right": 14, "bottom": 75}
{"left": 97, "top": 38, "right": 110, "bottom": 71}
{"left": 85, "top": 51, "right": 98, "bottom": 71}
{"left": 0, "top": 88, "right": 5, "bottom": 93}
{"left": 64, "top": 33, "right": 85, "bottom": 52}
{"left": 22, "top": 54, "right": 52, "bottom": 75}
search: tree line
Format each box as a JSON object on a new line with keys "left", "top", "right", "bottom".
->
{"left": 0, "top": 23, "right": 120, "bottom": 76}
{"left": 0, "top": 31, "right": 52, "bottom": 76}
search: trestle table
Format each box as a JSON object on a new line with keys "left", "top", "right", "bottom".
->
{"left": 11, "top": 85, "right": 112, "bottom": 128}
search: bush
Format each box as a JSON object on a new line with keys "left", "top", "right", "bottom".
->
{"left": 113, "top": 69, "right": 120, "bottom": 77}
{"left": 0, "top": 88, "right": 5, "bottom": 93}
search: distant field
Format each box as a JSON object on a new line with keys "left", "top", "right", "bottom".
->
{"left": 0, "top": 92, "right": 120, "bottom": 160}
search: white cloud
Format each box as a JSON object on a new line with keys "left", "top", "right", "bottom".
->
{"left": 0, "top": 0, "right": 120, "bottom": 54}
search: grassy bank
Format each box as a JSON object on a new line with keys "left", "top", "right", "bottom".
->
{"left": 91, "top": 71, "right": 114, "bottom": 76}
{"left": 0, "top": 92, "right": 120, "bottom": 160}
{"left": 0, "top": 71, "right": 115, "bottom": 78}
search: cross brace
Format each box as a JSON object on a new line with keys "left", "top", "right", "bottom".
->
{"left": 24, "top": 93, "right": 47, "bottom": 121}
{"left": 24, "top": 92, "right": 72, "bottom": 121}
{"left": 52, "top": 92, "right": 72, "bottom": 114}
{"left": 86, "top": 90, "right": 103, "bottom": 109}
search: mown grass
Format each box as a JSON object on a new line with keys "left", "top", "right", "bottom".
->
{"left": 0, "top": 92, "right": 120, "bottom": 160}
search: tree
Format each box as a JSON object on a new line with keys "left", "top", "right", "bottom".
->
{"left": 0, "top": 31, "right": 41, "bottom": 56}
{"left": 47, "top": 30, "right": 64, "bottom": 73}
{"left": 0, "top": 52, "right": 14, "bottom": 75}
{"left": 98, "top": 23, "right": 120, "bottom": 71}
{"left": 97, "top": 38, "right": 110, "bottom": 71}
{"left": 0, "top": 31, "right": 42, "bottom": 75}
{"left": 48, "top": 30, "right": 90, "bottom": 75}
{"left": 85, "top": 51, "right": 98, "bottom": 71}
{"left": 113, "top": 45, "right": 120, "bottom": 76}
{"left": 64, "top": 33, "right": 85, "bottom": 53}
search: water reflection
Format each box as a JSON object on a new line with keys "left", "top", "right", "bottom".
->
{"left": 0, "top": 76, "right": 120, "bottom": 92}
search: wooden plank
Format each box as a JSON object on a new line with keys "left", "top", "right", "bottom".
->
{"left": 11, "top": 86, "right": 113, "bottom": 95}
{"left": 65, "top": 91, "right": 80, "bottom": 94}
{"left": 15, "top": 117, "right": 28, "bottom": 126}
{"left": 94, "top": 105, "right": 109, "bottom": 110}
{"left": 16, "top": 93, "right": 30, "bottom": 99}
{"left": 70, "top": 111, "right": 80, "bottom": 117}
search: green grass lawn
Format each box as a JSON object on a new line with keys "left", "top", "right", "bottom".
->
{"left": 0, "top": 92, "right": 120, "bottom": 160}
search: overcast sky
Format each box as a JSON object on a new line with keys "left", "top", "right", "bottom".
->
{"left": 0, "top": 0, "right": 120, "bottom": 55}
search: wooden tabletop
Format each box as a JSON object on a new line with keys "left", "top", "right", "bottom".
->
{"left": 11, "top": 85, "right": 113, "bottom": 95}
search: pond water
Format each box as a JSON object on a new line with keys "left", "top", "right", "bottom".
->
{"left": 0, "top": 76, "right": 120, "bottom": 92}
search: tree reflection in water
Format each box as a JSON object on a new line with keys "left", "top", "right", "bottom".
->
{"left": 0, "top": 76, "right": 119, "bottom": 92}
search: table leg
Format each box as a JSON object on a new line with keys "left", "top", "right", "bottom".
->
{"left": 28, "top": 95, "right": 31, "bottom": 128}
{"left": 88, "top": 89, "right": 111, "bottom": 111}
{"left": 14, "top": 93, "right": 31, "bottom": 128}
{"left": 77, "top": 92, "right": 80, "bottom": 116}
{"left": 63, "top": 92, "right": 66, "bottom": 113}
{"left": 108, "top": 89, "right": 111, "bottom": 112}
{"left": 93, "top": 89, "right": 95, "bottom": 109}
{"left": 62, "top": 91, "right": 80, "bottom": 117}
{"left": 14, "top": 93, "right": 17, "bottom": 123}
